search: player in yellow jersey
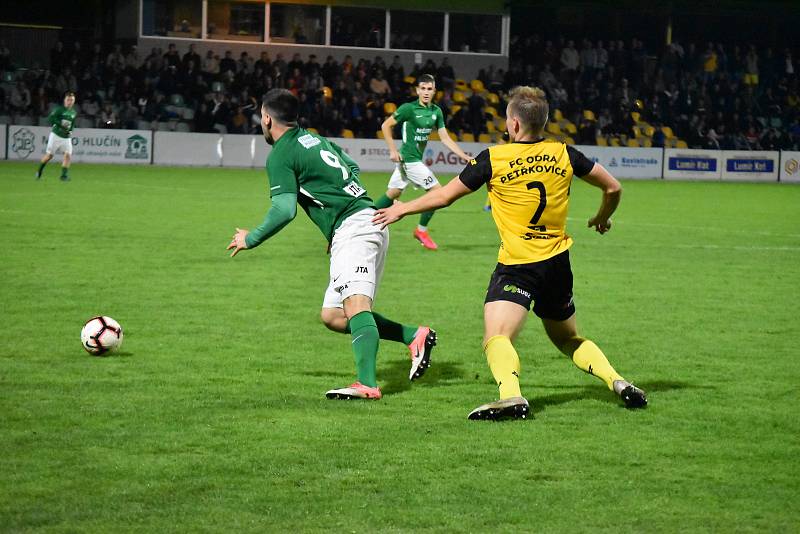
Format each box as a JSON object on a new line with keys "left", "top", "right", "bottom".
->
{"left": 374, "top": 86, "right": 647, "bottom": 420}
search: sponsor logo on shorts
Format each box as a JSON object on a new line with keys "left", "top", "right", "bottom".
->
{"left": 355, "top": 266, "right": 369, "bottom": 273}
{"left": 503, "top": 284, "right": 531, "bottom": 298}
{"left": 11, "top": 128, "right": 35, "bottom": 159}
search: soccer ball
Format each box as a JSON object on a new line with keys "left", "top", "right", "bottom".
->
{"left": 80, "top": 316, "right": 124, "bottom": 355}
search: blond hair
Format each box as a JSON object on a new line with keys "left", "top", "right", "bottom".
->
{"left": 507, "top": 86, "right": 549, "bottom": 135}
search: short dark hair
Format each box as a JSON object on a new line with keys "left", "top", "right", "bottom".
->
{"left": 261, "top": 89, "right": 299, "bottom": 125}
{"left": 64, "top": 91, "right": 76, "bottom": 98}
{"left": 417, "top": 74, "right": 435, "bottom": 86}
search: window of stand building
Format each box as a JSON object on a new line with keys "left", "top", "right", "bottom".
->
{"left": 269, "top": 3, "right": 325, "bottom": 45}
{"left": 207, "top": 1, "right": 265, "bottom": 42}
{"left": 331, "top": 7, "right": 386, "bottom": 48}
{"left": 448, "top": 13, "right": 502, "bottom": 54}
{"left": 389, "top": 10, "right": 444, "bottom": 51}
{"left": 142, "top": 0, "right": 202, "bottom": 38}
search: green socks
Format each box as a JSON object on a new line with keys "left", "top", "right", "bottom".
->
{"left": 37, "top": 162, "right": 46, "bottom": 175}
{"left": 372, "top": 312, "right": 418, "bottom": 345}
{"left": 348, "top": 311, "right": 380, "bottom": 387}
{"left": 60, "top": 167, "right": 69, "bottom": 179}
{"left": 419, "top": 210, "right": 435, "bottom": 227}
{"left": 374, "top": 194, "right": 393, "bottom": 209}
{"left": 345, "top": 311, "right": 417, "bottom": 345}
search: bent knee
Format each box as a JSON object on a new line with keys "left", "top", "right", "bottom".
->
{"left": 320, "top": 308, "right": 346, "bottom": 332}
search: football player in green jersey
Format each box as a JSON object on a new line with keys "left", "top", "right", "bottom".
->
{"left": 36, "top": 92, "right": 77, "bottom": 181}
{"left": 375, "top": 75, "right": 471, "bottom": 250}
{"left": 227, "top": 89, "right": 437, "bottom": 400}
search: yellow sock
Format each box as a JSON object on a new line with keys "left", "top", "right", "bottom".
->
{"left": 484, "top": 335, "right": 522, "bottom": 399}
{"left": 572, "top": 339, "right": 623, "bottom": 390}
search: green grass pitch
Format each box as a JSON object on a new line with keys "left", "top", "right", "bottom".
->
{"left": 1, "top": 160, "right": 799, "bottom": 532}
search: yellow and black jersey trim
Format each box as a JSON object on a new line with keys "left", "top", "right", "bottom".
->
{"left": 459, "top": 140, "right": 594, "bottom": 190}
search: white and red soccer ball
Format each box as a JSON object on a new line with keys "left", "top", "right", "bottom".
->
{"left": 80, "top": 316, "right": 123, "bottom": 355}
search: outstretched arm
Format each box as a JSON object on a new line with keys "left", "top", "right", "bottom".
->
{"left": 227, "top": 193, "right": 298, "bottom": 257}
{"left": 579, "top": 163, "right": 622, "bottom": 234}
{"left": 438, "top": 127, "right": 471, "bottom": 162}
{"left": 372, "top": 177, "right": 472, "bottom": 228}
{"left": 381, "top": 115, "right": 402, "bottom": 162}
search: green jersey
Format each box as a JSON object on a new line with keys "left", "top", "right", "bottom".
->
{"left": 266, "top": 127, "right": 374, "bottom": 242}
{"left": 393, "top": 101, "right": 445, "bottom": 163}
{"left": 48, "top": 105, "right": 77, "bottom": 138}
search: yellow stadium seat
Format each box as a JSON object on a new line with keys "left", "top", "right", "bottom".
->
{"left": 342, "top": 129, "right": 354, "bottom": 138}
{"left": 478, "top": 133, "right": 491, "bottom": 143}
{"left": 484, "top": 106, "right": 498, "bottom": 117}
{"left": 435, "top": 90, "right": 443, "bottom": 101}
{"left": 486, "top": 120, "right": 496, "bottom": 133}
{"left": 383, "top": 102, "right": 397, "bottom": 115}
{"left": 470, "top": 79, "right": 485, "bottom": 92}
{"left": 596, "top": 136, "right": 608, "bottom": 146}
{"left": 455, "top": 79, "right": 468, "bottom": 91}
{"left": 453, "top": 91, "right": 467, "bottom": 104}
{"left": 403, "top": 76, "right": 416, "bottom": 85}
{"left": 627, "top": 138, "right": 640, "bottom": 148}
{"left": 631, "top": 111, "right": 641, "bottom": 122}
{"left": 376, "top": 130, "right": 384, "bottom": 139}
{"left": 565, "top": 122, "right": 577, "bottom": 134}
{"left": 662, "top": 126, "right": 675, "bottom": 139}
{"left": 428, "top": 130, "right": 440, "bottom": 140}
{"left": 676, "top": 140, "right": 688, "bottom": 148}
{"left": 497, "top": 118, "right": 507, "bottom": 131}
{"left": 564, "top": 136, "right": 575, "bottom": 145}
{"left": 546, "top": 122, "right": 561, "bottom": 135}
{"left": 553, "top": 109, "right": 564, "bottom": 122}
{"left": 451, "top": 104, "right": 462, "bottom": 114}
{"left": 461, "top": 133, "right": 475, "bottom": 142}
{"left": 583, "top": 109, "right": 596, "bottom": 122}
{"left": 642, "top": 138, "right": 653, "bottom": 147}
{"left": 307, "top": 127, "right": 319, "bottom": 134}
{"left": 487, "top": 93, "right": 500, "bottom": 105}
{"left": 610, "top": 137, "right": 621, "bottom": 147}
{"left": 631, "top": 126, "right": 641, "bottom": 137}
{"left": 643, "top": 125, "right": 655, "bottom": 137}
{"left": 322, "top": 86, "right": 332, "bottom": 100}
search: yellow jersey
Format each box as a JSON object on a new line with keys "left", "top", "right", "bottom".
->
{"left": 459, "top": 139, "right": 595, "bottom": 265}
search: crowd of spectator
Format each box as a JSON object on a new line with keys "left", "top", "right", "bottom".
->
{"left": 507, "top": 35, "right": 800, "bottom": 149}
{"left": 1, "top": 35, "right": 799, "bottom": 149}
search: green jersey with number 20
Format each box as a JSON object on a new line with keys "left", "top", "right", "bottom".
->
{"left": 266, "top": 127, "right": 374, "bottom": 242}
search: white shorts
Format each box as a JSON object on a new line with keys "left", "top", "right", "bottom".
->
{"left": 322, "top": 208, "right": 389, "bottom": 309}
{"left": 388, "top": 161, "right": 439, "bottom": 191}
{"left": 46, "top": 132, "right": 73, "bottom": 156}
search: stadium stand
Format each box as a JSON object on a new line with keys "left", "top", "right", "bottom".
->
{"left": 1, "top": 36, "right": 798, "bottom": 149}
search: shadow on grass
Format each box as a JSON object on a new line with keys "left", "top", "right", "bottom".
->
{"left": 381, "top": 359, "right": 466, "bottom": 396}
{"left": 533, "top": 379, "right": 703, "bottom": 412}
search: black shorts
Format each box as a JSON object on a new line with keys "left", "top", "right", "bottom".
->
{"left": 485, "top": 250, "right": 576, "bottom": 321}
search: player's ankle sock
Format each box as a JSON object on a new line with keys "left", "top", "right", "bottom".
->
{"left": 374, "top": 194, "right": 394, "bottom": 209}
{"left": 485, "top": 335, "right": 522, "bottom": 399}
{"left": 419, "top": 210, "right": 435, "bottom": 228}
{"left": 61, "top": 167, "right": 69, "bottom": 178}
{"left": 571, "top": 339, "right": 623, "bottom": 390}
{"left": 348, "top": 311, "right": 380, "bottom": 388}
{"left": 371, "top": 311, "right": 418, "bottom": 344}
{"left": 37, "top": 162, "right": 46, "bottom": 174}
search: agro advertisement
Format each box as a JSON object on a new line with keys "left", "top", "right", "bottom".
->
{"left": 663, "top": 148, "right": 723, "bottom": 180}
{"left": 721, "top": 151, "right": 779, "bottom": 182}
{"left": 7, "top": 125, "right": 152, "bottom": 164}
{"left": 575, "top": 146, "right": 662, "bottom": 179}
{"left": 779, "top": 151, "right": 800, "bottom": 183}
{"left": 332, "top": 139, "right": 486, "bottom": 174}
